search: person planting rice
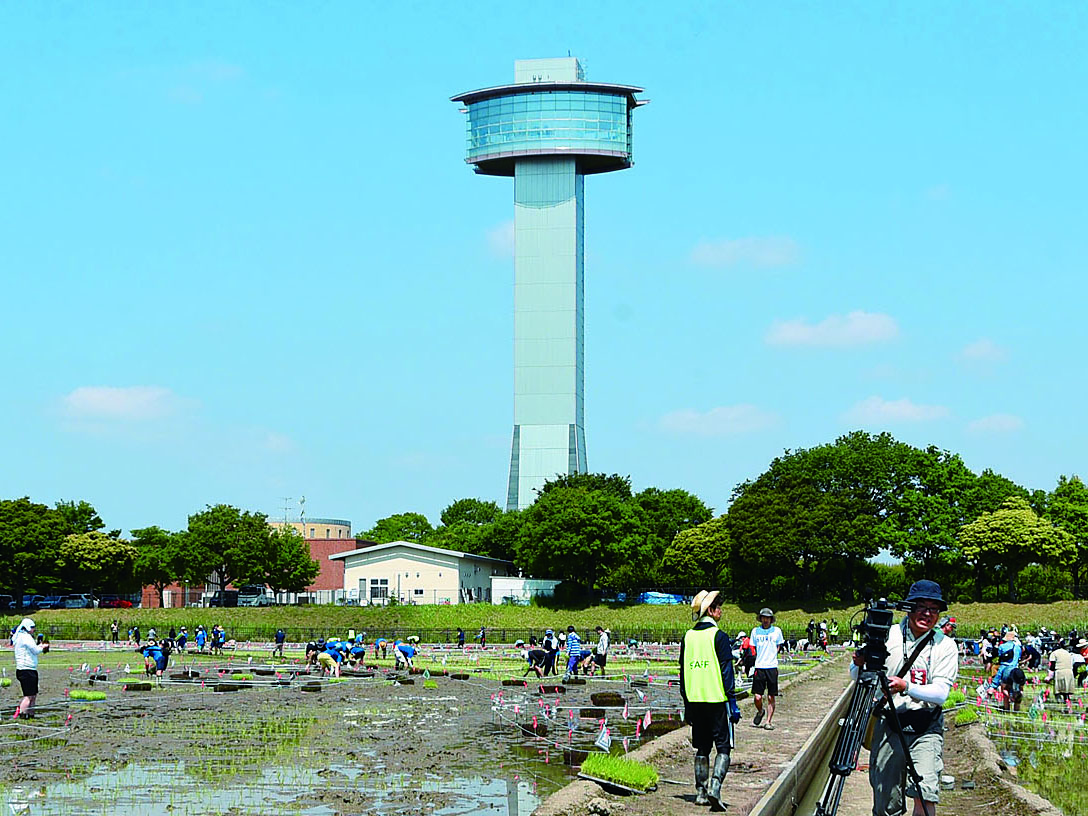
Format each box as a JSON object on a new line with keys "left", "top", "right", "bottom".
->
{"left": 176, "top": 627, "right": 188, "bottom": 653}
{"left": 318, "top": 641, "right": 343, "bottom": 677}
{"left": 349, "top": 638, "right": 367, "bottom": 668}
{"left": 272, "top": 628, "right": 286, "bottom": 659}
{"left": 195, "top": 625, "right": 207, "bottom": 653}
{"left": 523, "top": 642, "right": 548, "bottom": 678}
{"left": 541, "top": 629, "right": 560, "bottom": 676}
{"left": 394, "top": 639, "right": 416, "bottom": 670}
{"left": 140, "top": 639, "right": 169, "bottom": 681}
{"left": 374, "top": 637, "right": 388, "bottom": 660}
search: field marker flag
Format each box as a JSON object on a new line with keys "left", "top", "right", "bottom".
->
{"left": 635, "top": 688, "right": 645, "bottom": 702}
{"left": 595, "top": 723, "right": 611, "bottom": 751}
{"left": 622, "top": 701, "right": 629, "bottom": 720}
{"left": 643, "top": 709, "right": 652, "bottom": 729}
{"left": 423, "top": 669, "right": 430, "bottom": 679}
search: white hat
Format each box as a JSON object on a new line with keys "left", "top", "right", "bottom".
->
{"left": 737, "top": 631, "right": 747, "bottom": 638}
{"left": 691, "top": 590, "right": 720, "bottom": 621}
{"left": 19, "top": 618, "right": 36, "bottom": 632}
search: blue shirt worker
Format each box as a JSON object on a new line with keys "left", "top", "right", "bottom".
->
{"left": 564, "top": 626, "right": 582, "bottom": 677}
{"left": 141, "top": 641, "right": 168, "bottom": 679}
{"left": 272, "top": 628, "right": 286, "bottom": 659}
{"left": 394, "top": 640, "right": 416, "bottom": 670}
{"left": 680, "top": 590, "right": 741, "bottom": 811}
{"left": 318, "top": 641, "right": 343, "bottom": 677}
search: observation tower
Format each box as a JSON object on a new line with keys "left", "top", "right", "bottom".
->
{"left": 452, "top": 58, "right": 646, "bottom": 510}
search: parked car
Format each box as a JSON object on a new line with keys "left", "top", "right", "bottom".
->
{"left": 99, "top": 597, "right": 134, "bottom": 609}
{"left": 207, "top": 590, "right": 239, "bottom": 608}
{"left": 21, "top": 595, "right": 47, "bottom": 610}
{"left": 0, "top": 595, "right": 14, "bottom": 611}
{"left": 63, "top": 593, "right": 98, "bottom": 609}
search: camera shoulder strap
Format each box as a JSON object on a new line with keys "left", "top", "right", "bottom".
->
{"left": 896, "top": 627, "right": 937, "bottom": 679}
{"left": 872, "top": 627, "right": 936, "bottom": 716}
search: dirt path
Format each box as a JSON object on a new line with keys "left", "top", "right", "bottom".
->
{"left": 535, "top": 656, "right": 1059, "bottom": 816}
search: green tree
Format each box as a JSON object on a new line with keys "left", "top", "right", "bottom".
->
{"left": 55, "top": 499, "right": 106, "bottom": 535}
{"left": 727, "top": 433, "right": 887, "bottom": 601}
{"left": 360, "top": 512, "right": 434, "bottom": 544}
{"left": 536, "top": 473, "right": 633, "bottom": 502}
{"left": 958, "top": 496, "right": 1074, "bottom": 601}
{"left": 132, "top": 526, "right": 185, "bottom": 608}
{"left": 659, "top": 516, "right": 730, "bottom": 588}
{"left": 58, "top": 531, "right": 138, "bottom": 596}
{"left": 0, "top": 497, "right": 67, "bottom": 605}
{"left": 472, "top": 510, "right": 522, "bottom": 562}
{"left": 1046, "top": 475, "right": 1088, "bottom": 598}
{"left": 183, "top": 504, "right": 272, "bottom": 590}
{"left": 440, "top": 498, "right": 502, "bottom": 527}
{"left": 515, "top": 487, "right": 644, "bottom": 590}
{"left": 264, "top": 526, "right": 320, "bottom": 595}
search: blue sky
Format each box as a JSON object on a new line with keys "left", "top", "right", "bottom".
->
{"left": 3, "top": 3, "right": 1086, "bottom": 536}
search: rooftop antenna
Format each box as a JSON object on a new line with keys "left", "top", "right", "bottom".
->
{"left": 299, "top": 495, "right": 306, "bottom": 535}
{"left": 280, "top": 497, "right": 293, "bottom": 525}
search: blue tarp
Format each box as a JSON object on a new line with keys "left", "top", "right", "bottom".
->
{"left": 638, "top": 591, "right": 686, "bottom": 605}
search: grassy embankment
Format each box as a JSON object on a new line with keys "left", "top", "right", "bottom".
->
{"left": 12, "top": 600, "right": 1088, "bottom": 640}
{"left": 8, "top": 600, "right": 1088, "bottom": 642}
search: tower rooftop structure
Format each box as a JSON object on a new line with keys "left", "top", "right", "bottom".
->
{"left": 453, "top": 58, "right": 646, "bottom": 510}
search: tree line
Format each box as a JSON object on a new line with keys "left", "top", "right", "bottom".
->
{"left": 360, "top": 432, "right": 1088, "bottom": 605}
{"left": 0, "top": 501, "right": 319, "bottom": 608}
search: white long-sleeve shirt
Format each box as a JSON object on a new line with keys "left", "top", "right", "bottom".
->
{"left": 14, "top": 629, "right": 45, "bottom": 671}
{"left": 850, "top": 618, "right": 958, "bottom": 712}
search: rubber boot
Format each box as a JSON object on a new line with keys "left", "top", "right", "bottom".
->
{"left": 693, "top": 755, "right": 710, "bottom": 805}
{"left": 707, "top": 752, "right": 730, "bottom": 811}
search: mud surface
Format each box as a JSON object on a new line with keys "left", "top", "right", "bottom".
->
{"left": 0, "top": 653, "right": 684, "bottom": 815}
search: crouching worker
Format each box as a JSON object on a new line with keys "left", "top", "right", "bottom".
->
{"left": 393, "top": 639, "right": 415, "bottom": 670}
{"left": 680, "top": 590, "right": 741, "bottom": 811}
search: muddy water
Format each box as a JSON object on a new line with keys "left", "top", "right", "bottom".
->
{"left": 0, "top": 662, "right": 685, "bottom": 815}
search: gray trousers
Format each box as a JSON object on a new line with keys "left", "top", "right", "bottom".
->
{"left": 869, "top": 717, "right": 942, "bottom": 816}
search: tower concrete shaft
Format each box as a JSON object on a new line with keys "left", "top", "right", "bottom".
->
{"left": 453, "top": 58, "right": 645, "bottom": 510}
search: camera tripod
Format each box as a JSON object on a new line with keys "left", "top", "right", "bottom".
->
{"left": 812, "top": 663, "right": 933, "bottom": 816}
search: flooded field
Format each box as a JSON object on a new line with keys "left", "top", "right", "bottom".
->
{"left": 0, "top": 649, "right": 687, "bottom": 815}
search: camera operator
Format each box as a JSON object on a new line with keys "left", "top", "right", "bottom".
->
{"left": 13, "top": 618, "right": 50, "bottom": 719}
{"left": 851, "top": 580, "right": 958, "bottom": 816}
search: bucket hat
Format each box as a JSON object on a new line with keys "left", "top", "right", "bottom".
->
{"left": 757, "top": 607, "right": 775, "bottom": 621}
{"left": 903, "top": 579, "right": 947, "bottom": 611}
{"left": 691, "top": 590, "right": 720, "bottom": 621}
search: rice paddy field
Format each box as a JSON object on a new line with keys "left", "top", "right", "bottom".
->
{"left": 0, "top": 638, "right": 832, "bottom": 816}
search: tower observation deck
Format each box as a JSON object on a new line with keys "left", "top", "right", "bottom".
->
{"left": 453, "top": 58, "right": 646, "bottom": 511}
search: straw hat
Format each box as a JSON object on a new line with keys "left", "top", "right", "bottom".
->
{"left": 691, "top": 590, "right": 720, "bottom": 621}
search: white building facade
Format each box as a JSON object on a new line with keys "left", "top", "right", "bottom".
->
{"left": 329, "top": 541, "right": 517, "bottom": 605}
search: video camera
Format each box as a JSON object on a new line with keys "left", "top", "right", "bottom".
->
{"left": 854, "top": 593, "right": 913, "bottom": 672}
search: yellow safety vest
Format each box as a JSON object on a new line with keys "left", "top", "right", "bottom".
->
{"left": 683, "top": 623, "right": 725, "bottom": 703}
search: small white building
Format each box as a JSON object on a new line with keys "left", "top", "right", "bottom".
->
{"left": 491, "top": 576, "right": 561, "bottom": 605}
{"left": 329, "top": 541, "right": 517, "bottom": 605}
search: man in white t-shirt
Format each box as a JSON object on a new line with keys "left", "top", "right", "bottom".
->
{"left": 750, "top": 607, "right": 785, "bottom": 729}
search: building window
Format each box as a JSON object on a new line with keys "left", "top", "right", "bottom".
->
{"left": 309, "top": 527, "right": 315, "bottom": 537}
{"left": 413, "top": 589, "right": 424, "bottom": 597}
{"left": 325, "top": 529, "right": 330, "bottom": 539}
{"left": 369, "top": 578, "right": 389, "bottom": 600}
{"left": 416, "top": 573, "right": 420, "bottom": 578}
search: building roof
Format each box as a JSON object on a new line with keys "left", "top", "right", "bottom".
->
{"left": 328, "top": 540, "right": 515, "bottom": 567}
{"left": 451, "top": 81, "right": 645, "bottom": 106}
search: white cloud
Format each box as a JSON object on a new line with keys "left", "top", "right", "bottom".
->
{"left": 967, "top": 413, "right": 1025, "bottom": 434}
{"left": 845, "top": 396, "right": 949, "bottom": 424}
{"left": 767, "top": 311, "right": 899, "bottom": 348}
{"left": 62, "top": 386, "right": 186, "bottom": 421}
{"left": 660, "top": 404, "right": 778, "bottom": 436}
{"left": 690, "top": 236, "right": 800, "bottom": 268}
{"left": 487, "top": 220, "right": 515, "bottom": 258}
{"left": 958, "top": 338, "right": 1007, "bottom": 363}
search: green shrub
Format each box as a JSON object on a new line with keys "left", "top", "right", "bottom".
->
{"left": 230, "top": 673, "right": 255, "bottom": 681}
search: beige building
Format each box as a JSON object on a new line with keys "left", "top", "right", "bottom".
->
{"left": 269, "top": 517, "right": 352, "bottom": 540}
{"left": 329, "top": 541, "right": 516, "bottom": 605}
